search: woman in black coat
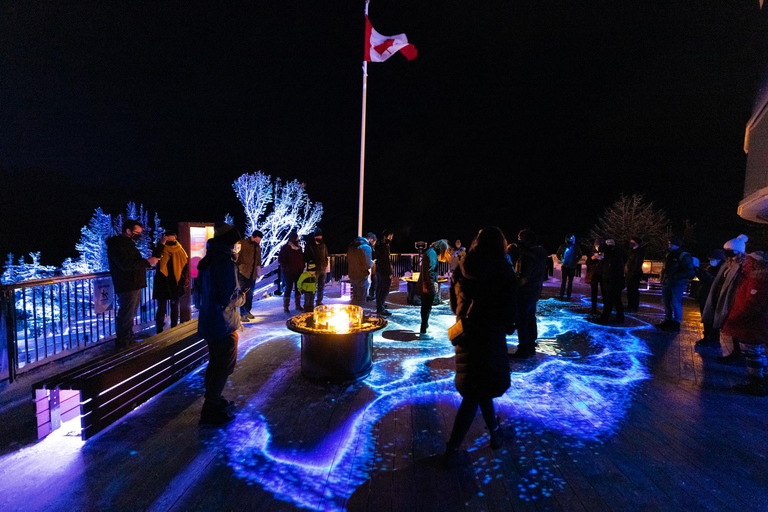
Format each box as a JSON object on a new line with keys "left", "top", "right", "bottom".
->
{"left": 444, "top": 226, "right": 517, "bottom": 466}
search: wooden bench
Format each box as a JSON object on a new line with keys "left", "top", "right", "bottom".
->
{"left": 33, "top": 320, "right": 207, "bottom": 441}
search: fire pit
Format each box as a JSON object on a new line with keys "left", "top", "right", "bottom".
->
{"left": 286, "top": 305, "right": 387, "bottom": 383}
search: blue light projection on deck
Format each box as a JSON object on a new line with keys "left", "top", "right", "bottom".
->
{"left": 224, "top": 297, "right": 652, "bottom": 510}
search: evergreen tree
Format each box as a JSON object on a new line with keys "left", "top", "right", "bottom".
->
{"left": 1, "top": 252, "right": 57, "bottom": 283}
{"left": 2, "top": 253, "right": 18, "bottom": 284}
{"left": 73, "top": 207, "right": 114, "bottom": 273}
{"left": 590, "top": 194, "right": 669, "bottom": 257}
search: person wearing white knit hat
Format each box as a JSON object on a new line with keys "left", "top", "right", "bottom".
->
{"left": 702, "top": 234, "right": 749, "bottom": 366}
{"left": 723, "top": 234, "right": 748, "bottom": 256}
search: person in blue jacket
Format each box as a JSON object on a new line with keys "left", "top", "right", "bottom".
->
{"left": 197, "top": 222, "right": 246, "bottom": 425}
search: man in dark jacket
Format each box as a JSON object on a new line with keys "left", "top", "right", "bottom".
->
{"left": 198, "top": 222, "right": 245, "bottom": 425}
{"left": 597, "top": 239, "right": 626, "bottom": 325}
{"left": 374, "top": 229, "right": 394, "bottom": 316}
{"left": 304, "top": 228, "right": 328, "bottom": 306}
{"left": 278, "top": 232, "right": 304, "bottom": 313}
{"left": 348, "top": 236, "right": 373, "bottom": 306}
{"left": 152, "top": 230, "right": 189, "bottom": 333}
{"left": 624, "top": 237, "right": 646, "bottom": 312}
{"left": 107, "top": 219, "right": 159, "bottom": 349}
{"left": 585, "top": 237, "right": 605, "bottom": 316}
{"left": 556, "top": 234, "right": 582, "bottom": 301}
{"left": 366, "top": 232, "right": 378, "bottom": 301}
{"left": 511, "top": 229, "right": 547, "bottom": 358}
{"left": 417, "top": 239, "right": 450, "bottom": 339}
{"left": 657, "top": 235, "right": 696, "bottom": 331}
{"left": 236, "top": 230, "right": 262, "bottom": 322}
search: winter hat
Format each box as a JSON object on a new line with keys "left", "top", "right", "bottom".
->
{"left": 708, "top": 249, "right": 726, "bottom": 261}
{"left": 213, "top": 222, "right": 242, "bottom": 246}
{"left": 313, "top": 228, "right": 323, "bottom": 237}
{"left": 668, "top": 235, "right": 683, "bottom": 247}
{"left": 605, "top": 239, "right": 616, "bottom": 246}
{"left": 723, "top": 234, "right": 748, "bottom": 254}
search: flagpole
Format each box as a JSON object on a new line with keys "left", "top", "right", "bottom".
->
{"left": 358, "top": 0, "right": 370, "bottom": 238}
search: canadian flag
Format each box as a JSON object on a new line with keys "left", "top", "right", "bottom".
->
{"left": 364, "top": 15, "right": 418, "bottom": 62}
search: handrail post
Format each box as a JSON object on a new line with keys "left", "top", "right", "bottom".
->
{"left": 0, "top": 286, "right": 17, "bottom": 383}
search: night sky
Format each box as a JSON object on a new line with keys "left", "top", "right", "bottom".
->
{"left": 2, "top": 1, "right": 767, "bottom": 264}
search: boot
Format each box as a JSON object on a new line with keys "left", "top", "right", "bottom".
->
{"left": 200, "top": 402, "right": 236, "bottom": 425}
{"left": 733, "top": 377, "right": 768, "bottom": 397}
{"left": 695, "top": 336, "right": 719, "bottom": 347}
{"left": 442, "top": 443, "right": 470, "bottom": 468}
{"left": 717, "top": 351, "right": 746, "bottom": 366}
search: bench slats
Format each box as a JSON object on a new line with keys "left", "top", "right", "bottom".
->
{"left": 33, "top": 320, "right": 208, "bottom": 440}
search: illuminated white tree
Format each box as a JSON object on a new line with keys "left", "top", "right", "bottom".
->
{"left": 233, "top": 171, "right": 323, "bottom": 266}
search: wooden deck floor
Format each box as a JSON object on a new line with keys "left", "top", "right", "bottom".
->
{"left": 0, "top": 281, "right": 766, "bottom": 511}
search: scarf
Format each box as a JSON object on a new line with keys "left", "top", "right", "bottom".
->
{"left": 159, "top": 243, "right": 189, "bottom": 284}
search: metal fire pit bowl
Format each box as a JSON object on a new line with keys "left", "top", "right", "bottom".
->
{"left": 286, "top": 310, "right": 387, "bottom": 383}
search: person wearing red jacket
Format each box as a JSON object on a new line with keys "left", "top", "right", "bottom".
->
{"left": 721, "top": 251, "right": 768, "bottom": 396}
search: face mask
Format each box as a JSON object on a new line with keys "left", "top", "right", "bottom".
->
{"left": 724, "top": 249, "right": 736, "bottom": 258}
{"left": 315, "top": 238, "right": 322, "bottom": 243}
{"left": 165, "top": 241, "right": 177, "bottom": 246}
{"left": 709, "top": 259, "right": 719, "bottom": 267}
{"left": 131, "top": 233, "right": 142, "bottom": 241}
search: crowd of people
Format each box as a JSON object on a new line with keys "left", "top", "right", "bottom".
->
{"left": 105, "top": 219, "right": 768, "bottom": 433}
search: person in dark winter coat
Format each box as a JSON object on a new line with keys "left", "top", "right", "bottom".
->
{"left": 443, "top": 226, "right": 516, "bottom": 467}
{"left": 107, "top": 219, "right": 159, "bottom": 349}
{"left": 556, "top": 234, "right": 582, "bottom": 300}
{"left": 304, "top": 228, "right": 328, "bottom": 306}
{"left": 348, "top": 236, "right": 373, "bottom": 306}
{"left": 236, "top": 230, "right": 263, "bottom": 321}
{"left": 511, "top": 229, "right": 547, "bottom": 358}
{"left": 597, "top": 239, "right": 626, "bottom": 325}
{"left": 624, "top": 237, "right": 646, "bottom": 312}
{"left": 656, "top": 235, "right": 696, "bottom": 331}
{"left": 152, "top": 231, "right": 189, "bottom": 333}
{"left": 278, "top": 232, "right": 304, "bottom": 313}
{"left": 416, "top": 239, "right": 450, "bottom": 339}
{"left": 366, "top": 232, "right": 378, "bottom": 301}
{"left": 694, "top": 249, "right": 725, "bottom": 347}
{"left": 585, "top": 237, "right": 605, "bottom": 316}
{"left": 374, "top": 230, "right": 394, "bottom": 316}
{"left": 197, "top": 222, "right": 246, "bottom": 425}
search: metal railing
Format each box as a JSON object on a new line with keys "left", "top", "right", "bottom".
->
{"left": 0, "top": 262, "right": 286, "bottom": 384}
{"left": 0, "top": 270, "right": 157, "bottom": 383}
{"left": 327, "top": 253, "right": 451, "bottom": 281}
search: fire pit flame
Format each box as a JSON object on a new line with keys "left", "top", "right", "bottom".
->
{"left": 314, "top": 304, "right": 362, "bottom": 334}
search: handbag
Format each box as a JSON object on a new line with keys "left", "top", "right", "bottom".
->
{"left": 448, "top": 302, "right": 473, "bottom": 347}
